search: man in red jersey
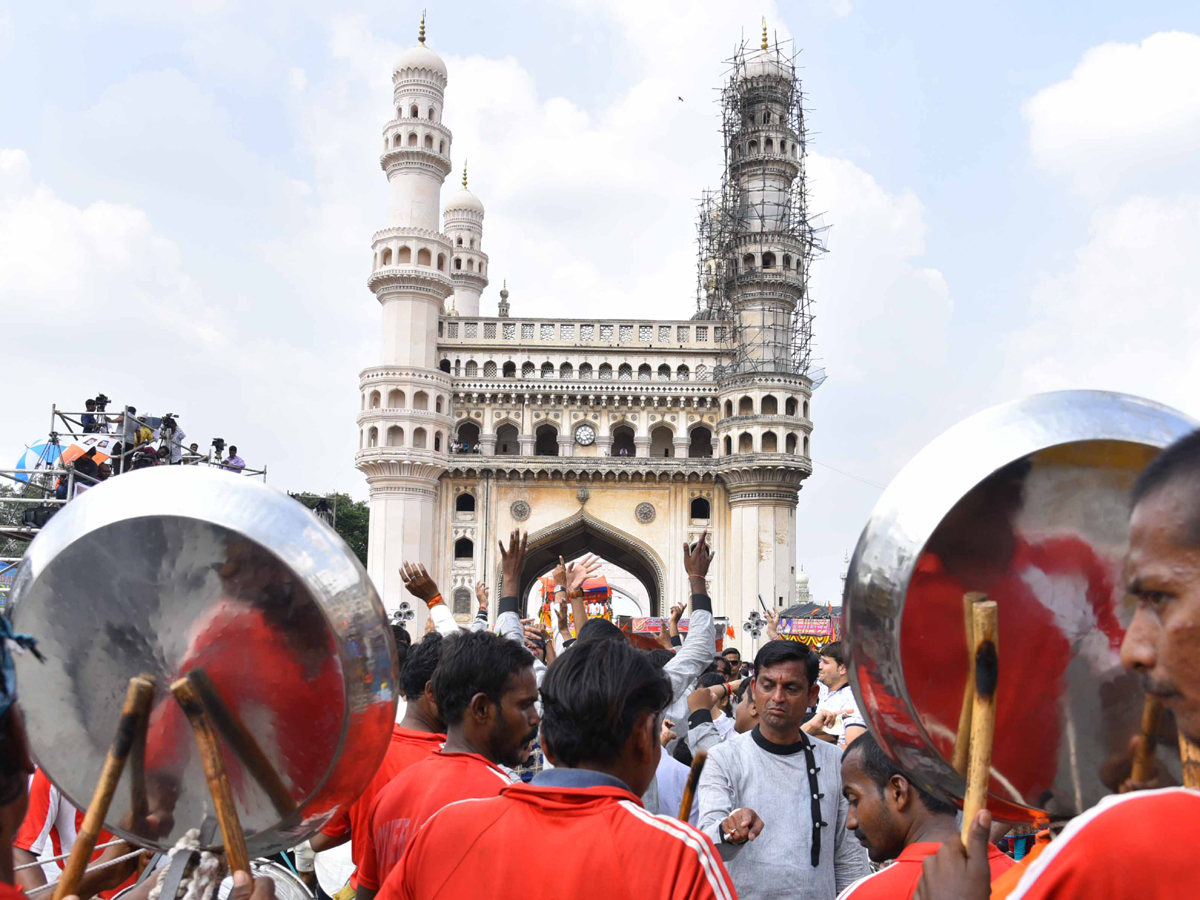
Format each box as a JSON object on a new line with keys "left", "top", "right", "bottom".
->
{"left": 305, "top": 628, "right": 446, "bottom": 890}
{"left": 354, "top": 629, "right": 538, "bottom": 900}
{"left": 836, "top": 733, "right": 1012, "bottom": 899}
{"left": 379, "top": 637, "right": 737, "bottom": 900}
{"left": 916, "top": 429, "right": 1200, "bottom": 899}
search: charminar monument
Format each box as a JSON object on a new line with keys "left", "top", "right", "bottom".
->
{"left": 355, "top": 17, "right": 824, "bottom": 637}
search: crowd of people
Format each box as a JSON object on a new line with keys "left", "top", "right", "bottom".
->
{"left": 0, "top": 429, "right": 1199, "bottom": 900}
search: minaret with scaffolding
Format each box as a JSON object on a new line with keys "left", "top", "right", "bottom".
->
{"left": 703, "top": 23, "right": 823, "bottom": 635}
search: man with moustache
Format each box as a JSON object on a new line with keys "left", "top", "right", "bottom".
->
{"left": 354, "top": 631, "right": 539, "bottom": 900}
{"left": 916, "top": 429, "right": 1200, "bottom": 899}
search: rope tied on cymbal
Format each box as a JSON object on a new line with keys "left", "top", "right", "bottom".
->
{"left": 148, "top": 829, "right": 226, "bottom": 900}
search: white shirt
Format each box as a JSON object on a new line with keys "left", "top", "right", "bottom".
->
{"left": 818, "top": 683, "right": 865, "bottom": 748}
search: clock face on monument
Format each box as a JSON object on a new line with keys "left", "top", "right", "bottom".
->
{"left": 575, "top": 424, "right": 596, "bottom": 446}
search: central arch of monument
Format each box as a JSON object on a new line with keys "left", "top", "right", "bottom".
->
{"left": 516, "top": 512, "right": 666, "bottom": 616}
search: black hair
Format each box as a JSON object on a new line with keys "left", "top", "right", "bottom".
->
{"left": 721, "top": 647, "right": 741, "bottom": 659}
{"left": 391, "top": 624, "right": 411, "bottom": 673}
{"left": 842, "top": 731, "right": 957, "bottom": 816}
{"left": 734, "top": 678, "right": 753, "bottom": 702}
{"left": 753, "top": 639, "right": 818, "bottom": 687}
{"left": 820, "top": 640, "right": 846, "bottom": 668}
{"left": 398, "top": 631, "right": 443, "bottom": 700}
{"left": 1132, "top": 428, "right": 1200, "bottom": 546}
{"left": 698, "top": 672, "right": 727, "bottom": 689}
{"left": 431, "top": 630, "right": 533, "bottom": 726}
{"left": 645, "top": 648, "right": 675, "bottom": 670}
{"left": 540, "top": 639, "right": 672, "bottom": 768}
{"left": 576, "top": 617, "right": 626, "bottom": 644}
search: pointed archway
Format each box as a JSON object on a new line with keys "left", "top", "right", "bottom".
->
{"left": 516, "top": 513, "right": 665, "bottom": 616}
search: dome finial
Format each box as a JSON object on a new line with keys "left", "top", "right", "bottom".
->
{"left": 418, "top": 9, "right": 426, "bottom": 45}
{"left": 761, "top": 17, "right": 769, "bottom": 51}
{"left": 462, "top": 160, "right": 468, "bottom": 189}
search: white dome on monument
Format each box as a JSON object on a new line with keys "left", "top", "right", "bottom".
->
{"left": 444, "top": 162, "right": 485, "bottom": 216}
{"left": 393, "top": 15, "right": 447, "bottom": 79}
{"left": 741, "top": 21, "right": 791, "bottom": 82}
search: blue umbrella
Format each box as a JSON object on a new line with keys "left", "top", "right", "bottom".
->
{"left": 14, "top": 442, "right": 63, "bottom": 483}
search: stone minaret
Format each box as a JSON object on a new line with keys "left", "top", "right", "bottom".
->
{"left": 357, "top": 15, "right": 454, "bottom": 618}
{"left": 443, "top": 163, "right": 489, "bottom": 317}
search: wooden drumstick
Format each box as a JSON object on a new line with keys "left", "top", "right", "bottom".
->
{"left": 1181, "top": 733, "right": 1200, "bottom": 789}
{"left": 185, "top": 669, "right": 296, "bottom": 817}
{"left": 53, "top": 676, "right": 156, "bottom": 900}
{"left": 678, "top": 750, "right": 708, "bottom": 822}
{"left": 952, "top": 593, "right": 987, "bottom": 775}
{"left": 961, "top": 599, "right": 998, "bottom": 847}
{"left": 171, "top": 676, "right": 251, "bottom": 875}
{"left": 1130, "top": 695, "right": 1162, "bottom": 785}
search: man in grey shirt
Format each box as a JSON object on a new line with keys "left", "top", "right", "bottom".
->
{"left": 698, "top": 640, "right": 869, "bottom": 899}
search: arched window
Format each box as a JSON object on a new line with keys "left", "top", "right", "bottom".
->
{"left": 690, "top": 497, "right": 711, "bottom": 519}
{"left": 650, "top": 425, "right": 674, "bottom": 457}
{"left": 560, "top": 362, "right": 573, "bottom": 379}
{"left": 434, "top": 432, "right": 442, "bottom": 451}
{"left": 439, "top": 359, "right": 451, "bottom": 373}
{"left": 535, "top": 423, "right": 559, "bottom": 456}
{"left": 410, "top": 104, "right": 419, "bottom": 117}
{"left": 618, "top": 363, "right": 633, "bottom": 381}
{"left": 417, "top": 248, "right": 432, "bottom": 266}
{"left": 424, "top": 134, "right": 433, "bottom": 149}
{"left": 762, "top": 252, "right": 776, "bottom": 269}
{"left": 380, "top": 248, "right": 392, "bottom": 266}
{"left": 368, "top": 426, "right": 378, "bottom": 447}
{"left": 387, "top": 425, "right": 404, "bottom": 447}
{"left": 455, "top": 492, "right": 476, "bottom": 512}
{"left": 465, "top": 360, "right": 478, "bottom": 377}
{"left": 599, "top": 363, "right": 612, "bottom": 381}
{"left": 439, "top": 140, "right": 445, "bottom": 154}
{"left": 611, "top": 425, "right": 635, "bottom": 458}
{"left": 408, "top": 132, "right": 418, "bottom": 147}
{"left": 398, "top": 246, "right": 412, "bottom": 264}
{"left": 742, "top": 253, "right": 755, "bottom": 270}
{"left": 437, "top": 253, "right": 446, "bottom": 271}
{"left": 454, "top": 537, "right": 473, "bottom": 559}
{"left": 724, "top": 400, "right": 734, "bottom": 417}
{"left": 454, "top": 257, "right": 462, "bottom": 270}
{"left": 785, "top": 397, "right": 797, "bottom": 416}
{"left": 496, "top": 423, "right": 519, "bottom": 455}
{"left": 453, "top": 588, "right": 472, "bottom": 616}
{"left": 748, "top": 139, "right": 758, "bottom": 154}
{"left": 761, "top": 395, "right": 778, "bottom": 415}
{"left": 503, "top": 361, "right": 516, "bottom": 378}
{"left": 483, "top": 361, "right": 497, "bottom": 377}
{"left": 738, "top": 396, "right": 753, "bottom": 415}
{"left": 579, "top": 363, "right": 593, "bottom": 380}
{"left": 469, "top": 238, "right": 476, "bottom": 248}
{"left": 637, "top": 364, "right": 652, "bottom": 382}
{"left": 782, "top": 254, "right": 792, "bottom": 269}
{"left": 803, "top": 400, "right": 810, "bottom": 418}
{"left": 454, "top": 360, "right": 461, "bottom": 376}
{"left": 785, "top": 433, "right": 798, "bottom": 454}
{"left": 387, "top": 389, "right": 405, "bottom": 407}
{"left": 369, "top": 390, "right": 381, "bottom": 409}
{"left": 657, "top": 364, "right": 671, "bottom": 381}
{"left": 435, "top": 397, "right": 443, "bottom": 413}
{"left": 392, "top": 134, "right": 401, "bottom": 148}
{"left": 541, "top": 361, "right": 554, "bottom": 378}
{"left": 723, "top": 435, "right": 732, "bottom": 455}
{"left": 738, "top": 432, "right": 753, "bottom": 454}
{"left": 765, "top": 138, "right": 774, "bottom": 153}
{"left": 781, "top": 141, "right": 787, "bottom": 155}
{"left": 456, "top": 422, "right": 480, "bottom": 453}
{"left": 677, "top": 364, "right": 690, "bottom": 381}
{"left": 762, "top": 431, "right": 778, "bottom": 452}
{"left": 696, "top": 363, "right": 707, "bottom": 380}
{"left": 412, "top": 428, "right": 427, "bottom": 449}
{"left": 689, "top": 426, "right": 713, "bottom": 459}
{"left": 413, "top": 391, "right": 429, "bottom": 410}
{"left": 427, "top": 107, "right": 436, "bottom": 120}
{"left": 456, "top": 236, "right": 463, "bottom": 246}
{"left": 522, "top": 361, "right": 536, "bottom": 378}
{"left": 468, "top": 259, "right": 475, "bottom": 271}
{"left": 762, "top": 110, "right": 771, "bottom": 124}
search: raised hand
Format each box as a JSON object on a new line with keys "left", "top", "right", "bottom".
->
{"left": 498, "top": 529, "right": 528, "bottom": 590}
{"left": 475, "top": 580, "right": 489, "bottom": 609}
{"left": 554, "top": 596, "right": 571, "bottom": 635}
{"left": 683, "top": 530, "right": 713, "bottom": 585}
{"left": 660, "top": 718, "right": 677, "bottom": 748}
{"left": 565, "top": 553, "right": 602, "bottom": 592}
{"left": 720, "top": 808, "right": 764, "bottom": 845}
{"left": 400, "top": 562, "right": 440, "bottom": 604}
{"left": 765, "top": 607, "right": 780, "bottom": 641}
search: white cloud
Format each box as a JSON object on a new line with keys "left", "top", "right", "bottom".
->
{"left": 1023, "top": 31, "right": 1200, "bottom": 202}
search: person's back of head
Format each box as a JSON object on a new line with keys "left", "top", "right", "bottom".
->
{"left": 576, "top": 616, "right": 626, "bottom": 644}
{"left": 540, "top": 638, "right": 672, "bottom": 796}
{"left": 399, "top": 631, "right": 445, "bottom": 731}
{"left": 391, "top": 623, "right": 412, "bottom": 673}
{"left": 645, "top": 648, "right": 675, "bottom": 670}
{"left": 840, "top": 731, "right": 957, "bottom": 863}
{"left": 431, "top": 630, "right": 537, "bottom": 767}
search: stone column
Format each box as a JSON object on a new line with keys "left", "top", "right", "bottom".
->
{"left": 673, "top": 437, "right": 690, "bottom": 460}
{"left": 558, "top": 435, "right": 575, "bottom": 457}
{"left": 634, "top": 436, "right": 651, "bottom": 458}
{"left": 478, "top": 435, "right": 496, "bottom": 456}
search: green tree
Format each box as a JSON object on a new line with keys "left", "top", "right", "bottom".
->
{"left": 291, "top": 492, "right": 370, "bottom": 566}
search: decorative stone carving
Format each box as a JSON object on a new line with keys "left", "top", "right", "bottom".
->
{"left": 635, "top": 502, "right": 656, "bottom": 524}
{"left": 577, "top": 487, "right": 590, "bottom": 505}
{"left": 510, "top": 500, "right": 531, "bottom": 521}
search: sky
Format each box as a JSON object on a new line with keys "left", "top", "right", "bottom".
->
{"left": 3, "top": 0, "right": 1200, "bottom": 606}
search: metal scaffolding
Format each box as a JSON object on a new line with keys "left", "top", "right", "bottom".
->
{"left": 695, "top": 35, "right": 827, "bottom": 380}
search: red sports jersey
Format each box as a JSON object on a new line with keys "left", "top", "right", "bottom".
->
{"left": 1006, "top": 788, "right": 1200, "bottom": 899}
{"left": 901, "top": 538, "right": 1121, "bottom": 801}
{"left": 836, "top": 841, "right": 1014, "bottom": 899}
{"left": 378, "top": 781, "right": 737, "bottom": 900}
{"left": 13, "top": 769, "right": 134, "bottom": 899}
{"left": 319, "top": 727, "right": 444, "bottom": 889}
{"left": 357, "top": 752, "right": 511, "bottom": 890}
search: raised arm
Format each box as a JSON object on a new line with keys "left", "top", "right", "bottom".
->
{"left": 400, "top": 562, "right": 459, "bottom": 636}
{"left": 469, "top": 580, "right": 490, "bottom": 633}
{"left": 662, "top": 532, "right": 717, "bottom": 703}
{"left": 564, "top": 554, "right": 602, "bottom": 636}
{"left": 495, "top": 529, "right": 528, "bottom": 644}
{"left": 668, "top": 602, "right": 685, "bottom": 648}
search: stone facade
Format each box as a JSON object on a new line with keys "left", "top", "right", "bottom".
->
{"left": 356, "top": 26, "right": 815, "bottom": 639}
